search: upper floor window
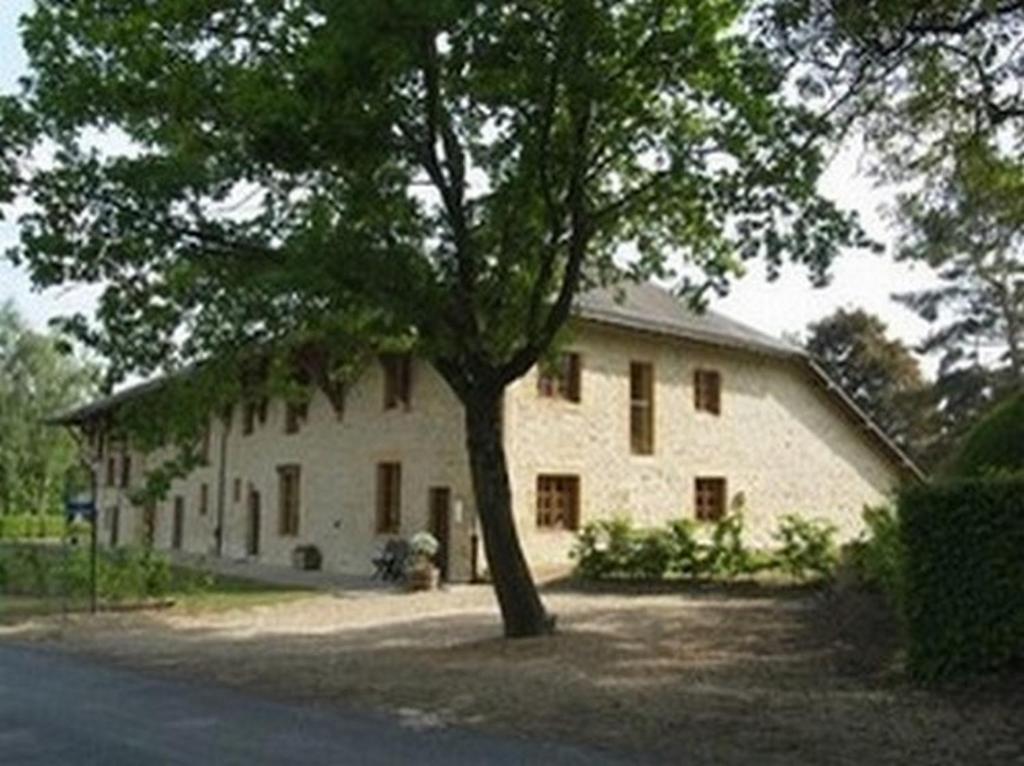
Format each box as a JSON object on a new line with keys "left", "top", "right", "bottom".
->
{"left": 120, "top": 454, "right": 132, "bottom": 488}
{"left": 381, "top": 354, "right": 412, "bottom": 410}
{"left": 277, "top": 464, "right": 301, "bottom": 537}
{"left": 629, "top": 361, "right": 654, "bottom": 455}
{"left": 375, "top": 462, "right": 402, "bottom": 534}
{"left": 233, "top": 477, "right": 242, "bottom": 503}
{"left": 536, "top": 475, "right": 580, "bottom": 531}
{"left": 694, "top": 369, "right": 722, "bottom": 415}
{"left": 695, "top": 477, "right": 727, "bottom": 522}
{"left": 199, "top": 483, "right": 210, "bottom": 515}
{"left": 199, "top": 426, "right": 211, "bottom": 464}
{"left": 537, "top": 353, "right": 581, "bottom": 403}
{"left": 285, "top": 400, "right": 309, "bottom": 434}
{"left": 106, "top": 456, "right": 117, "bottom": 487}
{"left": 243, "top": 402, "right": 258, "bottom": 435}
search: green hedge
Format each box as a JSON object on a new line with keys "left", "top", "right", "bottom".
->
{"left": 0, "top": 514, "right": 66, "bottom": 540}
{"left": 942, "top": 390, "right": 1024, "bottom": 478}
{"left": 900, "top": 479, "right": 1024, "bottom": 680}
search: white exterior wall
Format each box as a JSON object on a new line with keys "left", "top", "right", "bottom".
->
{"left": 92, "top": 357, "right": 477, "bottom": 581}
{"left": 503, "top": 322, "right": 904, "bottom": 567}
{"left": 89, "top": 320, "right": 908, "bottom": 581}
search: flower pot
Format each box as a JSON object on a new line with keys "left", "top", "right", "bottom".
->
{"left": 407, "top": 562, "right": 439, "bottom": 591}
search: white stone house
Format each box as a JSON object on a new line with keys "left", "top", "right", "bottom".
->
{"left": 57, "top": 284, "right": 922, "bottom": 582}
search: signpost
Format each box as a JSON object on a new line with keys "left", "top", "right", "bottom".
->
{"left": 64, "top": 494, "right": 98, "bottom": 614}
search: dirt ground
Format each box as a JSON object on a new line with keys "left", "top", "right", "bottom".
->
{"left": 2, "top": 579, "right": 1021, "bottom": 765}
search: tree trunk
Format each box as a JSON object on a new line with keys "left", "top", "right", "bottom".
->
{"left": 463, "top": 391, "right": 553, "bottom": 638}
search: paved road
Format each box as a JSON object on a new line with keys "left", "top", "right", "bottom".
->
{"left": 0, "top": 644, "right": 630, "bottom": 765}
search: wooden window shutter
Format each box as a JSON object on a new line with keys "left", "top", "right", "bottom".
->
{"left": 565, "top": 354, "right": 581, "bottom": 402}
{"left": 630, "top": 362, "right": 654, "bottom": 455}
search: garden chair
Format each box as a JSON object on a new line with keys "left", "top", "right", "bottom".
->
{"left": 372, "top": 538, "right": 410, "bottom": 581}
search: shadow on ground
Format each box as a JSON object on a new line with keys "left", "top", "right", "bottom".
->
{"left": 5, "top": 581, "right": 1021, "bottom": 766}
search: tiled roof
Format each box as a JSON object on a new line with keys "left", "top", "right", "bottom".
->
{"left": 575, "top": 282, "right": 803, "bottom": 358}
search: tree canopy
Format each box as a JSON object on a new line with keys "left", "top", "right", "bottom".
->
{"left": 0, "top": 302, "right": 97, "bottom": 515}
{"left": 942, "top": 388, "right": 1024, "bottom": 478}
{"left": 2, "top": 0, "right": 867, "bottom": 636}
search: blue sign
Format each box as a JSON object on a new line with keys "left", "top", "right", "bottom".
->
{"left": 65, "top": 499, "right": 96, "bottom": 520}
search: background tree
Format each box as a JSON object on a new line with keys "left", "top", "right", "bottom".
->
{"left": 805, "top": 308, "right": 932, "bottom": 455}
{"left": 770, "top": 1, "right": 1024, "bottom": 454}
{"left": 0, "top": 301, "right": 96, "bottom": 516}
{"left": 2, "top": 0, "right": 865, "bottom": 637}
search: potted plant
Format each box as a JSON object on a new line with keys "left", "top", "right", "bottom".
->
{"left": 406, "top": 531, "right": 440, "bottom": 591}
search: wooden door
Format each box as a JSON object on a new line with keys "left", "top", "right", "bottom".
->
{"left": 172, "top": 497, "right": 184, "bottom": 550}
{"left": 428, "top": 487, "right": 451, "bottom": 581}
{"left": 247, "top": 489, "right": 261, "bottom": 557}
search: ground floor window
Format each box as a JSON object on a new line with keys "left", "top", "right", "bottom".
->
{"left": 376, "top": 462, "right": 402, "bottom": 534}
{"left": 536, "top": 474, "right": 580, "bottom": 531}
{"left": 695, "top": 477, "right": 727, "bottom": 522}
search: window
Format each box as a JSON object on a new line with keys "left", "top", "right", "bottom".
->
{"left": 629, "top": 362, "right": 654, "bottom": 455}
{"left": 381, "top": 354, "right": 412, "bottom": 410}
{"left": 172, "top": 496, "right": 185, "bottom": 550}
{"left": 695, "top": 477, "right": 727, "bottom": 522}
{"left": 537, "top": 353, "right": 582, "bottom": 402}
{"left": 277, "top": 465, "right": 301, "bottom": 537}
{"left": 284, "top": 400, "right": 308, "bottom": 434}
{"left": 233, "top": 478, "right": 242, "bottom": 503}
{"left": 199, "top": 483, "right": 209, "bottom": 516}
{"left": 694, "top": 369, "right": 722, "bottom": 415}
{"left": 199, "top": 426, "right": 211, "bottom": 464}
{"left": 243, "top": 402, "right": 258, "bottom": 435}
{"left": 120, "top": 454, "right": 132, "bottom": 488}
{"left": 106, "top": 457, "right": 117, "bottom": 487}
{"left": 375, "top": 462, "right": 402, "bottom": 534}
{"left": 536, "top": 475, "right": 580, "bottom": 530}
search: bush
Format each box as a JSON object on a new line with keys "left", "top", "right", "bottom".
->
{"left": 899, "top": 478, "right": 1024, "bottom": 681}
{"left": 701, "top": 512, "right": 758, "bottom": 579}
{"left": 0, "top": 514, "right": 65, "bottom": 540}
{"left": 0, "top": 543, "right": 176, "bottom": 602}
{"left": 571, "top": 518, "right": 635, "bottom": 579}
{"left": 942, "top": 390, "right": 1024, "bottom": 479}
{"left": 573, "top": 512, "right": 761, "bottom": 581}
{"left": 666, "top": 519, "right": 701, "bottom": 576}
{"left": 772, "top": 515, "right": 838, "bottom": 581}
{"left": 850, "top": 505, "right": 905, "bottom": 606}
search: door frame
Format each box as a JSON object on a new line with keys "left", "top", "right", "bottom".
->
{"left": 428, "top": 486, "right": 452, "bottom": 581}
{"left": 247, "top": 488, "right": 261, "bottom": 557}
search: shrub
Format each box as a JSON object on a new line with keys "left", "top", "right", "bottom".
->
{"left": 700, "top": 512, "right": 757, "bottom": 579}
{"left": 851, "top": 505, "right": 905, "bottom": 607}
{"left": 1, "top": 543, "right": 176, "bottom": 603}
{"left": 899, "top": 479, "right": 1024, "bottom": 681}
{"left": 666, "top": 519, "right": 701, "bottom": 576}
{"left": 629, "top": 527, "right": 674, "bottom": 579}
{"left": 772, "top": 515, "right": 838, "bottom": 581}
{"left": 571, "top": 518, "right": 636, "bottom": 579}
{"left": 942, "top": 390, "right": 1024, "bottom": 479}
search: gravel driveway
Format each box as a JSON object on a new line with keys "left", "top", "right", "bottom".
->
{"left": 3, "top": 581, "right": 1021, "bottom": 765}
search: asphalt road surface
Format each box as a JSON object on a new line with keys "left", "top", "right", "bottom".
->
{"left": 0, "top": 644, "right": 631, "bottom": 765}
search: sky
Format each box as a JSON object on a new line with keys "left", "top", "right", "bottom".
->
{"left": 0, "top": 0, "right": 943, "bottom": 375}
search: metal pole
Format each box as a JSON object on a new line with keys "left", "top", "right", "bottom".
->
{"left": 90, "top": 467, "right": 98, "bottom": 614}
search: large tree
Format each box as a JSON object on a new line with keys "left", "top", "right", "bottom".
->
{"left": 805, "top": 308, "right": 930, "bottom": 453}
{"left": 770, "top": 1, "right": 1024, "bottom": 452}
{"left": 0, "top": 301, "right": 96, "bottom": 516}
{"left": 2, "top": 0, "right": 863, "bottom": 637}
